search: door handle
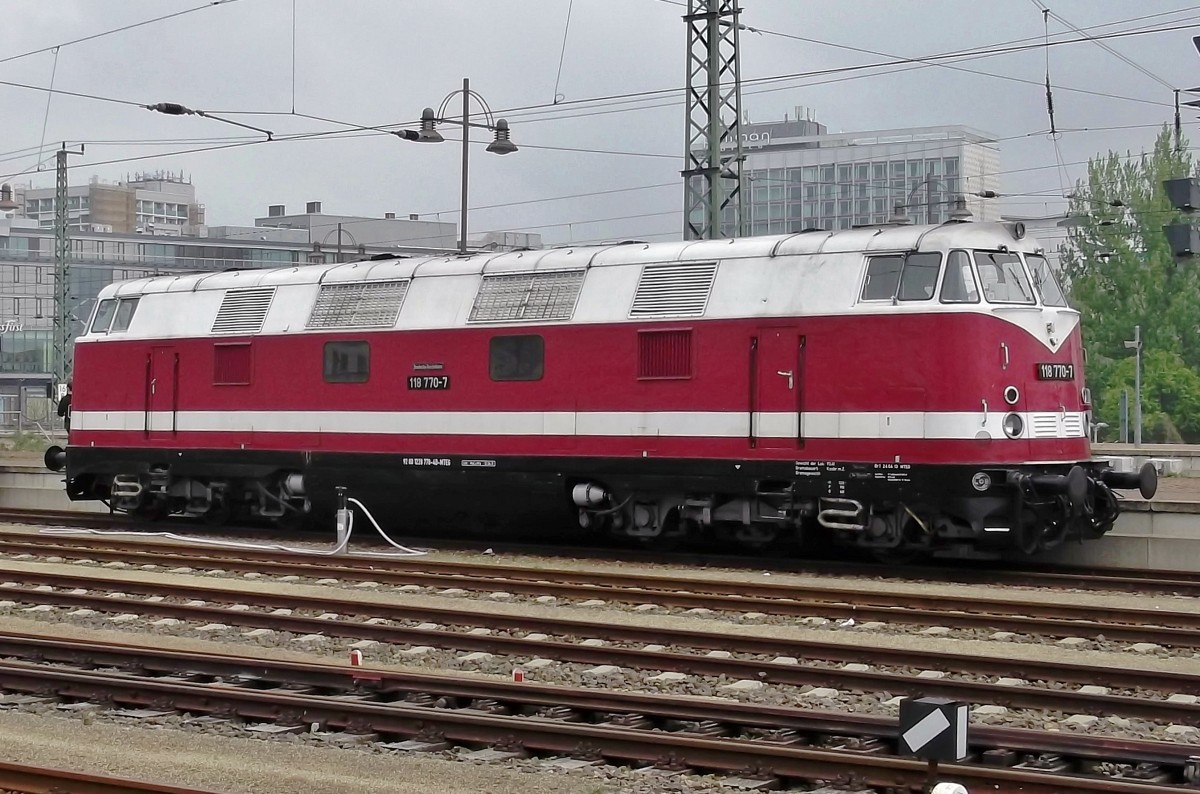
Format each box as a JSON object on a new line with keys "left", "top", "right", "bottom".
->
{"left": 776, "top": 370, "right": 794, "bottom": 390}
{"left": 150, "top": 378, "right": 156, "bottom": 395}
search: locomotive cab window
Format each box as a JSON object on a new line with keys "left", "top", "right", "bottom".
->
{"left": 940, "top": 250, "right": 980, "bottom": 303}
{"left": 490, "top": 335, "right": 543, "bottom": 381}
{"left": 90, "top": 300, "right": 117, "bottom": 333}
{"left": 323, "top": 341, "right": 370, "bottom": 383}
{"left": 860, "top": 252, "right": 941, "bottom": 302}
{"left": 1026, "top": 254, "right": 1068, "bottom": 307}
{"left": 974, "top": 251, "right": 1035, "bottom": 304}
{"left": 90, "top": 297, "right": 139, "bottom": 334}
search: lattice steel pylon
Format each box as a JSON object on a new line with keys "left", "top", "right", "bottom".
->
{"left": 682, "top": 0, "right": 745, "bottom": 240}
{"left": 53, "top": 144, "right": 83, "bottom": 388}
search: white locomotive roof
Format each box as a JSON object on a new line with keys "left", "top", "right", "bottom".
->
{"left": 98, "top": 221, "right": 1041, "bottom": 301}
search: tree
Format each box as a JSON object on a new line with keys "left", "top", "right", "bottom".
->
{"left": 1061, "top": 127, "right": 1200, "bottom": 442}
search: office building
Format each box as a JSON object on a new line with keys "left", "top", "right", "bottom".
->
{"left": 720, "top": 110, "right": 1001, "bottom": 236}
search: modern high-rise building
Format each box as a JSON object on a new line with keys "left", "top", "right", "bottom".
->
{"left": 715, "top": 110, "right": 1001, "bottom": 237}
{"left": 15, "top": 171, "right": 206, "bottom": 235}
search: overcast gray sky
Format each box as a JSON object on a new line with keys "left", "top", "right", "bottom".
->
{"left": 1, "top": 1, "right": 1198, "bottom": 246}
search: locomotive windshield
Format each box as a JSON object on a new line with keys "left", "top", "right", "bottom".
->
{"left": 90, "top": 299, "right": 117, "bottom": 333}
{"left": 973, "top": 251, "right": 1035, "bottom": 304}
{"left": 1026, "top": 254, "right": 1068, "bottom": 307}
{"left": 939, "top": 250, "right": 980, "bottom": 303}
{"left": 860, "top": 252, "right": 941, "bottom": 302}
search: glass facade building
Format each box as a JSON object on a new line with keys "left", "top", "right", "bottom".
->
{"left": 705, "top": 115, "right": 1001, "bottom": 237}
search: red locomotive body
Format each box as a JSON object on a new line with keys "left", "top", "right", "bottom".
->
{"left": 52, "top": 221, "right": 1155, "bottom": 558}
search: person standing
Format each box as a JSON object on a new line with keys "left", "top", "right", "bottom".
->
{"left": 56, "top": 382, "right": 72, "bottom": 432}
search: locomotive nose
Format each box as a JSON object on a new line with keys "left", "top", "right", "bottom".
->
{"left": 44, "top": 446, "right": 65, "bottom": 473}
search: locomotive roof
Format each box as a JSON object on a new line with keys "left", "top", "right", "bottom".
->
{"left": 99, "top": 221, "right": 1041, "bottom": 299}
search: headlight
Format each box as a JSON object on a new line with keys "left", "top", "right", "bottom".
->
{"left": 1003, "top": 385, "right": 1020, "bottom": 405}
{"left": 1003, "top": 412, "right": 1024, "bottom": 439}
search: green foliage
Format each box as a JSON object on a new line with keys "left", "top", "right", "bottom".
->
{"left": 1062, "top": 127, "right": 1200, "bottom": 441}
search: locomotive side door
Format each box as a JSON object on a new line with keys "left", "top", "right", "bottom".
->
{"left": 145, "top": 346, "right": 179, "bottom": 439}
{"left": 751, "top": 329, "right": 804, "bottom": 450}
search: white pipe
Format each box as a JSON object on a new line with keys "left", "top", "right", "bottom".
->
{"left": 41, "top": 497, "right": 428, "bottom": 559}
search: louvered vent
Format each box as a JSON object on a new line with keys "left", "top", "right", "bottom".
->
{"left": 638, "top": 329, "right": 692, "bottom": 378}
{"left": 307, "top": 280, "right": 409, "bottom": 329}
{"left": 469, "top": 270, "right": 584, "bottom": 323}
{"left": 629, "top": 262, "right": 718, "bottom": 318}
{"left": 1062, "top": 413, "right": 1085, "bottom": 437}
{"left": 1030, "top": 413, "right": 1060, "bottom": 438}
{"left": 211, "top": 287, "right": 275, "bottom": 335}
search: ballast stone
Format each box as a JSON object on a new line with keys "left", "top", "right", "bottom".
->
{"left": 801, "top": 687, "right": 840, "bottom": 699}
{"left": 457, "top": 652, "right": 493, "bottom": 663}
{"left": 1064, "top": 714, "right": 1099, "bottom": 728}
{"left": 721, "top": 679, "right": 765, "bottom": 692}
{"left": 648, "top": 671, "right": 689, "bottom": 682}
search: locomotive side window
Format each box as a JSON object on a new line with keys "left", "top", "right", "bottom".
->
{"left": 323, "top": 341, "right": 370, "bottom": 383}
{"left": 896, "top": 252, "right": 941, "bottom": 301}
{"left": 860, "top": 256, "right": 903, "bottom": 300}
{"left": 111, "top": 297, "right": 140, "bottom": 332}
{"left": 90, "top": 300, "right": 117, "bottom": 333}
{"left": 939, "top": 250, "right": 980, "bottom": 303}
{"left": 860, "top": 253, "right": 941, "bottom": 302}
{"left": 974, "top": 251, "right": 1035, "bottom": 304}
{"left": 490, "top": 335, "right": 544, "bottom": 381}
{"left": 1026, "top": 254, "right": 1068, "bottom": 307}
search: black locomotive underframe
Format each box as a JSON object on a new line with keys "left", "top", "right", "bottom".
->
{"left": 62, "top": 446, "right": 1120, "bottom": 554}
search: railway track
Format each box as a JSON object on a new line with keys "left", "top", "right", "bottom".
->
{"left": 0, "top": 759, "right": 218, "bottom": 793}
{"left": 0, "top": 631, "right": 1192, "bottom": 792}
{"left": 1, "top": 566, "right": 1199, "bottom": 724}
{"left": 5, "top": 508, "right": 1200, "bottom": 598}
{"left": 2, "top": 527, "right": 1200, "bottom": 648}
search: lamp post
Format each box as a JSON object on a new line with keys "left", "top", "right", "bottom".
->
{"left": 1124, "top": 325, "right": 1143, "bottom": 446}
{"left": 411, "top": 78, "right": 517, "bottom": 255}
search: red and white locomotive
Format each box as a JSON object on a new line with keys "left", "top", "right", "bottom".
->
{"left": 50, "top": 220, "right": 1156, "bottom": 558}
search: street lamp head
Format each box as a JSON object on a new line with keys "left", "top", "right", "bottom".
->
{"left": 947, "top": 194, "right": 973, "bottom": 222}
{"left": 416, "top": 108, "right": 444, "bottom": 143}
{"left": 485, "top": 118, "right": 517, "bottom": 155}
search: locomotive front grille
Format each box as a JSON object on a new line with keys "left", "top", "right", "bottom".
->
{"left": 1028, "top": 412, "right": 1086, "bottom": 439}
{"left": 1061, "top": 414, "right": 1085, "bottom": 437}
{"left": 1030, "top": 413, "right": 1060, "bottom": 438}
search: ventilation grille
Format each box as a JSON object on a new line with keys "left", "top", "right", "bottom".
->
{"left": 211, "top": 287, "right": 275, "bottom": 335}
{"left": 307, "top": 280, "right": 409, "bottom": 329}
{"left": 638, "top": 329, "right": 692, "bottom": 378}
{"left": 629, "top": 262, "right": 718, "bottom": 318}
{"left": 213, "top": 343, "right": 252, "bottom": 385}
{"left": 1062, "top": 413, "right": 1085, "bottom": 437}
{"left": 1030, "top": 413, "right": 1060, "bottom": 438}
{"left": 469, "top": 270, "right": 584, "bottom": 323}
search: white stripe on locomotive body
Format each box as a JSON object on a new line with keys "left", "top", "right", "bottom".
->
{"left": 80, "top": 223, "right": 1077, "bottom": 355}
{"left": 73, "top": 409, "right": 1089, "bottom": 440}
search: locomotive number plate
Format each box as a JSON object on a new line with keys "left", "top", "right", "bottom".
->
{"left": 1035, "top": 363, "right": 1074, "bottom": 381}
{"left": 408, "top": 375, "right": 450, "bottom": 390}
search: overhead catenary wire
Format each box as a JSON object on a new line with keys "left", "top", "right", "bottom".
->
{"left": 34, "top": 47, "right": 60, "bottom": 171}
{"left": 0, "top": 0, "right": 243, "bottom": 67}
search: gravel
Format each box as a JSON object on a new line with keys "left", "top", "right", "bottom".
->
{"left": 2, "top": 534, "right": 1200, "bottom": 781}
